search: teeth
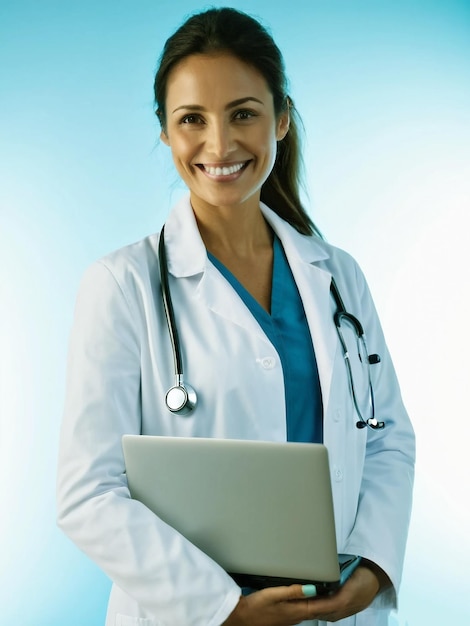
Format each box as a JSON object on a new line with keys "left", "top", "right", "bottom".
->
{"left": 203, "top": 162, "right": 245, "bottom": 176}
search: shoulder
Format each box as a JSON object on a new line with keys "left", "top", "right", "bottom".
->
{"left": 97, "top": 233, "right": 160, "bottom": 282}
{"left": 85, "top": 233, "right": 160, "bottom": 284}
{"left": 76, "top": 233, "right": 161, "bottom": 314}
{"left": 314, "top": 238, "right": 365, "bottom": 284}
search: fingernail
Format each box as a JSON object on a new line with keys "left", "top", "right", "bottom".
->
{"left": 302, "top": 584, "right": 317, "bottom": 597}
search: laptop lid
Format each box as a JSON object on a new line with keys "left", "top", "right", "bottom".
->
{"left": 122, "top": 435, "right": 355, "bottom": 594}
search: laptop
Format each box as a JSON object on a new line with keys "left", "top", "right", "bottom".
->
{"left": 122, "top": 435, "right": 360, "bottom": 595}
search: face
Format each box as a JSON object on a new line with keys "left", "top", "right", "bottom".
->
{"left": 160, "top": 53, "right": 289, "bottom": 214}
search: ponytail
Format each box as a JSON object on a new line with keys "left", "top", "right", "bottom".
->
{"left": 261, "top": 100, "right": 320, "bottom": 236}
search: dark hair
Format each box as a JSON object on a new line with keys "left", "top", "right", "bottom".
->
{"left": 154, "top": 7, "right": 320, "bottom": 237}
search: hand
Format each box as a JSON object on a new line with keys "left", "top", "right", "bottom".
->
{"left": 295, "top": 566, "right": 382, "bottom": 623}
{"left": 223, "top": 567, "right": 382, "bottom": 625}
{"left": 222, "top": 584, "right": 321, "bottom": 626}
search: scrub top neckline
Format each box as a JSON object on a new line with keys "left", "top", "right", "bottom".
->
{"left": 207, "top": 236, "right": 285, "bottom": 319}
{"left": 207, "top": 236, "right": 323, "bottom": 443}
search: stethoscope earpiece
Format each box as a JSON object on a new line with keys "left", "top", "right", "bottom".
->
{"left": 356, "top": 418, "right": 385, "bottom": 430}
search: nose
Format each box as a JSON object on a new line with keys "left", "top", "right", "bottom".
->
{"left": 206, "top": 119, "right": 235, "bottom": 159}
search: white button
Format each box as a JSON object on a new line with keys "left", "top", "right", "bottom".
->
{"left": 333, "top": 466, "right": 343, "bottom": 482}
{"left": 258, "top": 357, "right": 276, "bottom": 369}
{"left": 333, "top": 409, "right": 342, "bottom": 422}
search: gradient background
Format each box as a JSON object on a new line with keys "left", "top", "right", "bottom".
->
{"left": 1, "top": 1, "right": 469, "bottom": 624}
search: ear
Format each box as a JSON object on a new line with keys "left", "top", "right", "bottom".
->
{"left": 276, "top": 110, "right": 290, "bottom": 141}
{"left": 160, "top": 129, "right": 170, "bottom": 146}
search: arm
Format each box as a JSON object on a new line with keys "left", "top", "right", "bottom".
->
{"left": 341, "top": 259, "right": 416, "bottom": 608}
{"left": 56, "top": 260, "right": 240, "bottom": 625}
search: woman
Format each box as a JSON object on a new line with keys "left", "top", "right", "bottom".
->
{"left": 57, "top": 7, "right": 415, "bottom": 626}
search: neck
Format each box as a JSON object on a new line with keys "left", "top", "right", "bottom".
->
{"left": 191, "top": 195, "right": 273, "bottom": 258}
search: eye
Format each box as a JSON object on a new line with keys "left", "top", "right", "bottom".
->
{"left": 233, "top": 109, "right": 257, "bottom": 121}
{"left": 180, "top": 114, "right": 204, "bottom": 125}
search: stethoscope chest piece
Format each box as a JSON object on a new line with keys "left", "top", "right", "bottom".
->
{"left": 165, "top": 380, "right": 197, "bottom": 416}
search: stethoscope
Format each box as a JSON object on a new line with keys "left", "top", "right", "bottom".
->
{"left": 158, "top": 226, "right": 385, "bottom": 429}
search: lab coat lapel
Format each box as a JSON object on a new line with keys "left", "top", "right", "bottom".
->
{"left": 291, "top": 262, "right": 338, "bottom": 415}
{"left": 261, "top": 205, "right": 338, "bottom": 414}
{"left": 197, "top": 264, "right": 272, "bottom": 343}
{"left": 163, "top": 196, "right": 275, "bottom": 344}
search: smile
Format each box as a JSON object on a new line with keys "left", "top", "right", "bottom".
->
{"left": 196, "top": 161, "right": 251, "bottom": 178}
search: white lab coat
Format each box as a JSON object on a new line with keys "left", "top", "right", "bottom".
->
{"left": 57, "top": 195, "right": 415, "bottom": 626}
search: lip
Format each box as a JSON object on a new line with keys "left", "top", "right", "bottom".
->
{"left": 195, "top": 160, "right": 251, "bottom": 181}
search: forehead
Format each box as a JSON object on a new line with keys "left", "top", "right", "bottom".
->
{"left": 165, "top": 53, "right": 272, "bottom": 109}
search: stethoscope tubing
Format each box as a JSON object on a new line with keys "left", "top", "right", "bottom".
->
{"left": 158, "top": 228, "right": 383, "bottom": 428}
{"left": 158, "top": 225, "right": 184, "bottom": 379}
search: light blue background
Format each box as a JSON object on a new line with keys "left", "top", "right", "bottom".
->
{"left": 1, "top": 1, "right": 469, "bottom": 624}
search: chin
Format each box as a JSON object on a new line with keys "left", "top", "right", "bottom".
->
{"left": 193, "top": 189, "right": 258, "bottom": 210}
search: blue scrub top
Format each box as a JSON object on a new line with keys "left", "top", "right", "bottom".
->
{"left": 208, "top": 236, "right": 323, "bottom": 443}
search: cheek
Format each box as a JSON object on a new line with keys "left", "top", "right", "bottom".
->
{"left": 257, "top": 133, "right": 279, "bottom": 168}
{"left": 170, "top": 135, "right": 197, "bottom": 167}
{"left": 252, "top": 125, "right": 278, "bottom": 156}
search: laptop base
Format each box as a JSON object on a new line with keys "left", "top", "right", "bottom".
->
{"left": 230, "top": 573, "right": 340, "bottom": 596}
{"left": 229, "top": 554, "right": 361, "bottom": 597}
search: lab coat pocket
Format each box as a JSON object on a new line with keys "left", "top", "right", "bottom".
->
{"left": 116, "top": 615, "right": 160, "bottom": 626}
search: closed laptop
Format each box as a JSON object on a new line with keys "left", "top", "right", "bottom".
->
{"left": 122, "top": 435, "right": 360, "bottom": 595}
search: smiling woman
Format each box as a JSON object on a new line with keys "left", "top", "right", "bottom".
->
{"left": 56, "top": 7, "right": 415, "bottom": 626}
{"left": 154, "top": 9, "right": 318, "bottom": 238}
{"left": 160, "top": 53, "right": 289, "bottom": 220}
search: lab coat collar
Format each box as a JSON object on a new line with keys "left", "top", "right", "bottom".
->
{"left": 163, "top": 194, "right": 331, "bottom": 277}
{"left": 162, "top": 195, "right": 207, "bottom": 277}
{"left": 259, "top": 201, "right": 330, "bottom": 266}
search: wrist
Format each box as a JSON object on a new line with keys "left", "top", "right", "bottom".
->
{"left": 360, "top": 559, "right": 392, "bottom": 593}
{"left": 222, "top": 595, "right": 248, "bottom": 626}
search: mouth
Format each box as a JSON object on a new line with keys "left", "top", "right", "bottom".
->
{"left": 195, "top": 160, "right": 251, "bottom": 179}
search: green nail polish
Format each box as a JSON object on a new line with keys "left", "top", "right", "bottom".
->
{"left": 302, "top": 584, "right": 317, "bottom": 597}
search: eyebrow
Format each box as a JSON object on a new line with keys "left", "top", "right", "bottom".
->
{"left": 171, "top": 97, "right": 264, "bottom": 114}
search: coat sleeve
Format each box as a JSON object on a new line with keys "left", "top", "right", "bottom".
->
{"left": 56, "top": 260, "right": 240, "bottom": 625}
{"left": 340, "top": 258, "right": 416, "bottom": 610}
